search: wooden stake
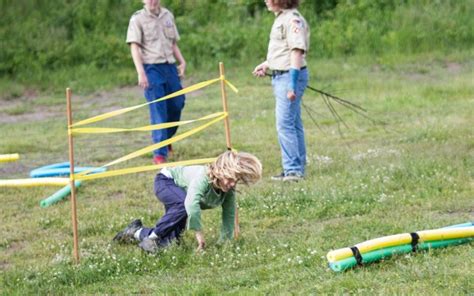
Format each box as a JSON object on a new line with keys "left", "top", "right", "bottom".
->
{"left": 218, "top": 62, "right": 240, "bottom": 238}
{"left": 219, "top": 62, "right": 232, "bottom": 149}
{"left": 66, "top": 88, "right": 80, "bottom": 264}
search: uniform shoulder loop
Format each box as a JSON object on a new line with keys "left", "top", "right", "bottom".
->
{"left": 292, "top": 11, "right": 300, "bottom": 17}
{"left": 133, "top": 9, "right": 144, "bottom": 16}
{"left": 161, "top": 7, "right": 172, "bottom": 16}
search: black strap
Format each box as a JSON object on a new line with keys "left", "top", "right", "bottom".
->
{"left": 410, "top": 232, "right": 420, "bottom": 252}
{"left": 350, "top": 246, "right": 363, "bottom": 265}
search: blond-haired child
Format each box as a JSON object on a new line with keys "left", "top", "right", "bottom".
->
{"left": 114, "top": 151, "right": 262, "bottom": 252}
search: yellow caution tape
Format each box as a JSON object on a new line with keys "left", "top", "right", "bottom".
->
{"left": 225, "top": 80, "right": 239, "bottom": 93}
{"left": 70, "top": 112, "right": 225, "bottom": 135}
{"left": 70, "top": 76, "right": 238, "bottom": 128}
{"left": 74, "top": 158, "right": 216, "bottom": 181}
{"left": 76, "top": 113, "right": 227, "bottom": 177}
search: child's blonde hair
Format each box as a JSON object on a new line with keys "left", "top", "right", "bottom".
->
{"left": 208, "top": 151, "right": 262, "bottom": 191}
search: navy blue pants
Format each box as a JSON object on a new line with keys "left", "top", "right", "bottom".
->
{"left": 144, "top": 63, "right": 186, "bottom": 158}
{"left": 139, "top": 174, "right": 188, "bottom": 246}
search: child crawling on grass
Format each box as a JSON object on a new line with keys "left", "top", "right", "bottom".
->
{"left": 113, "top": 151, "right": 262, "bottom": 253}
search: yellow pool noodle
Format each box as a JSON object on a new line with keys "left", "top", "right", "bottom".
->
{"left": 327, "top": 226, "right": 474, "bottom": 262}
{"left": 0, "top": 154, "right": 20, "bottom": 163}
{"left": 0, "top": 178, "right": 70, "bottom": 187}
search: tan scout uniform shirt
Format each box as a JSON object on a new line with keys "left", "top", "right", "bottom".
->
{"left": 267, "top": 9, "right": 310, "bottom": 71}
{"left": 126, "top": 7, "right": 180, "bottom": 64}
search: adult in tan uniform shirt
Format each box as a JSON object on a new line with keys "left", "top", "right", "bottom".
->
{"left": 127, "top": 0, "right": 186, "bottom": 164}
{"left": 253, "top": 0, "right": 309, "bottom": 182}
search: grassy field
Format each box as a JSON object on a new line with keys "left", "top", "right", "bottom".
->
{"left": 0, "top": 51, "right": 473, "bottom": 294}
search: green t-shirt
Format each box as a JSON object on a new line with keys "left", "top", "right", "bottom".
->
{"left": 167, "top": 165, "right": 235, "bottom": 241}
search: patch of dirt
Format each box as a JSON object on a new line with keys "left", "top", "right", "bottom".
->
{"left": 0, "top": 162, "right": 30, "bottom": 177}
{"left": 445, "top": 62, "right": 462, "bottom": 74}
{"left": 0, "top": 77, "right": 206, "bottom": 125}
{"left": 0, "top": 109, "right": 59, "bottom": 124}
{"left": 0, "top": 260, "right": 11, "bottom": 271}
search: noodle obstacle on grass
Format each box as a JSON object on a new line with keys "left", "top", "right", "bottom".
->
{"left": 0, "top": 154, "right": 20, "bottom": 163}
{"left": 327, "top": 222, "right": 473, "bottom": 272}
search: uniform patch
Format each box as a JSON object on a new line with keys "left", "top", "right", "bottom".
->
{"left": 165, "top": 20, "right": 173, "bottom": 27}
{"left": 291, "top": 18, "right": 304, "bottom": 33}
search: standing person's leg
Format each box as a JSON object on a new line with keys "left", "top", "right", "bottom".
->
{"left": 294, "top": 69, "right": 309, "bottom": 174}
{"left": 138, "top": 174, "right": 187, "bottom": 250}
{"left": 164, "top": 64, "right": 185, "bottom": 140}
{"left": 272, "top": 73, "right": 305, "bottom": 177}
{"left": 144, "top": 64, "right": 169, "bottom": 160}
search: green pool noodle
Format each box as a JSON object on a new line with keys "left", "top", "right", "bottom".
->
{"left": 443, "top": 222, "right": 473, "bottom": 229}
{"left": 329, "top": 238, "right": 472, "bottom": 272}
{"left": 40, "top": 181, "right": 82, "bottom": 208}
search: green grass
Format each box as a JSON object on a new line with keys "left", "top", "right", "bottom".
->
{"left": 0, "top": 51, "right": 473, "bottom": 294}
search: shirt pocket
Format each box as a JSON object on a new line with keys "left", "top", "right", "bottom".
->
{"left": 164, "top": 26, "right": 177, "bottom": 40}
{"left": 143, "top": 23, "right": 159, "bottom": 41}
{"left": 270, "top": 24, "right": 286, "bottom": 40}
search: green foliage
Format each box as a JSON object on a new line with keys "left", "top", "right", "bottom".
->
{"left": 314, "top": 0, "right": 474, "bottom": 56}
{"left": 1, "top": 0, "right": 473, "bottom": 95}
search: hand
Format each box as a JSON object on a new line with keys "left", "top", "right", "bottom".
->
{"left": 287, "top": 90, "right": 296, "bottom": 101}
{"left": 195, "top": 231, "right": 206, "bottom": 252}
{"left": 252, "top": 62, "right": 268, "bottom": 77}
{"left": 138, "top": 72, "right": 149, "bottom": 89}
{"left": 177, "top": 63, "right": 186, "bottom": 78}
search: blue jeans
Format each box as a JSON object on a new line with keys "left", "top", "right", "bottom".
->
{"left": 272, "top": 68, "right": 308, "bottom": 176}
{"left": 144, "top": 63, "right": 185, "bottom": 158}
{"left": 139, "top": 173, "right": 187, "bottom": 246}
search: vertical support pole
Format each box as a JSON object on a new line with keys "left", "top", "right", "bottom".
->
{"left": 219, "top": 62, "right": 240, "bottom": 238}
{"left": 219, "top": 62, "right": 232, "bottom": 149}
{"left": 66, "top": 88, "right": 80, "bottom": 264}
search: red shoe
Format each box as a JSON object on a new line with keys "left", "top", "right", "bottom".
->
{"left": 167, "top": 144, "right": 173, "bottom": 156}
{"left": 153, "top": 155, "right": 166, "bottom": 164}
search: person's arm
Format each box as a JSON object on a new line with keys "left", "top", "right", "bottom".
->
{"left": 219, "top": 191, "right": 236, "bottom": 242}
{"left": 287, "top": 48, "right": 304, "bottom": 101}
{"left": 184, "top": 179, "right": 206, "bottom": 251}
{"left": 252, "top": 60, "right": 269, "bottom": 77}
{"left": 130, "top": 43, "right": 149, "bottom": 89}
{"left": 172, "top": 42, "right": 186, "bottom": 78}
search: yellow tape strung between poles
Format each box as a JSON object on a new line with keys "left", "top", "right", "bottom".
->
{"left": 224, "top": 79, "right": 238, "bottom": 93}
{"left": 70, "top": 78, "right": 237, "bottom": 128}
{"left": 70, "top": 112, "right": 225, "bottom": 135}
{"left": 74, "top": 158, "right": 216, "bottom": 181}
{"left": 76, "top": 113, "right": 227, "bottom": 178}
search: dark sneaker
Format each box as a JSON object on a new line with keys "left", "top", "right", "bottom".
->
{"left": 271, "top": 172, "right": 286, "bottom": 181}
{"left": 139, "top": 237, "right": 160, "bottom": 253}
{"left": 113, "top": 219, "right": 142, "bottom": 243}
{"left": 283, "top": 172, "right": 304, "bottom": 182}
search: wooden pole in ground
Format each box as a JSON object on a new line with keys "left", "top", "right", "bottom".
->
{"left": 219, "top": 62, "right": 232, "bottom": 149}
{"left": 218, "top": 62, "right": 240, "bottom": 238}
{"left": 66, "top": 88, "right": 80, "bottom": 263}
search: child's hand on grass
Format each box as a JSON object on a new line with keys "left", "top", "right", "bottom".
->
{"left": 195, "top": 231, "right": 206, "bottom": 252}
